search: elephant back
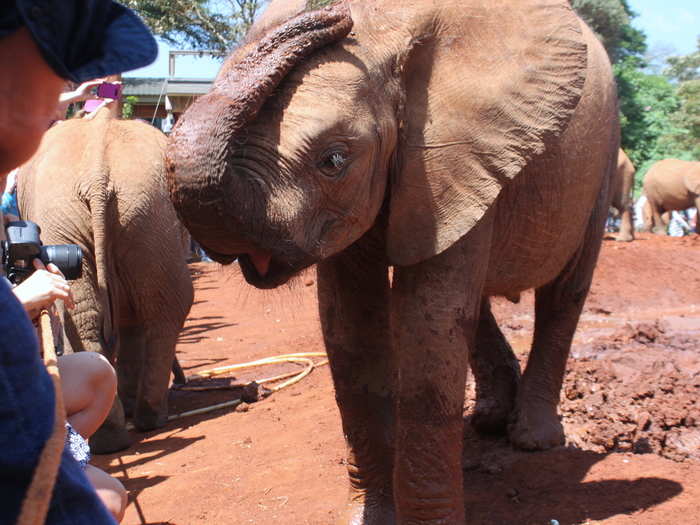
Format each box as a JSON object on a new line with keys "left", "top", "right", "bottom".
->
{"left": 643, "top": 159, "right": 697, "bottom": 209}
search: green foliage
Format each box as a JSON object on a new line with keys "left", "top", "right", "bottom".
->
{"left": 665, "top": 37, "right": 700, "bottom": 82}
{"left": 660, "top": 80, "right": 700, "bottom": 159}
{"left": 615, "top": 65, "right": 680, "bottom": 165}
{"left": 572, "top": 1, "right": 699, "bottom": 196}
{"left": 571, "top": 0, "right": 646, "bottom": 63}
{"left": 305, "top": 0, "right": 335, "bottom": 10}
{"left": 124, "top": 0, "right": 268, "bottom": 52}
{"left": 121, "top": 96, "right": 139, "bottom": 120}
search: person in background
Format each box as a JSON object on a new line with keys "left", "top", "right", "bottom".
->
{"left": 0, "top": 1, "right": 157, "bottom": 523}
{"left": 668, "top": 210, "right": 692, "bottom": 237}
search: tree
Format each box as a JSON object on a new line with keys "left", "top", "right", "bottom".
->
{"left": 124, "top": 0, "right": 268, "bottom": 52}
{"left": 665, "top": 37, "right": 700, "bottom": 82}
{"left": 570, "top": 0, "right": 646, "bottom": 63}
{"left": 615, "top": 66, "right": 681, "bottom": 169}
{"left": 659, "top": 79, "right": 700, "bottom": 159}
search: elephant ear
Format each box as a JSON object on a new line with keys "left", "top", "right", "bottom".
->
{"left": 386, "top": 0, "right": 588, "bottom": 265}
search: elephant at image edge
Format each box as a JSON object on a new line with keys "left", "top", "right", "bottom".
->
{"left": 166, "top": 1, "right": 618, "bottom": 523}
{"left": 18, "top": 109, "right": 193, "bottom": 453}
{"left": 610, "top": 149, "right": 636, "bottom": 241}
{"left": 643, "top": 158, "right": 700, "bottom": 234}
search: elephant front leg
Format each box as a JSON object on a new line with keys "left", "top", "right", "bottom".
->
{"left": 649, "top": 199, "right": 668, "bottom": 235}
{"left": 318, "top": 249, "right": 395, "bottom": 525}
{"left": 616, "top": 205, "right": 634, "bottom": 242}
{"left": 392, "top": 229, "right": 492, "bottom": 524}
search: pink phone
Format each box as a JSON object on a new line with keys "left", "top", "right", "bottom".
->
{"left": 83, "top": 99, "right": 102, "bottom": 112}
{"left": 96, "top": 82, "right": 121, "bottom": 99}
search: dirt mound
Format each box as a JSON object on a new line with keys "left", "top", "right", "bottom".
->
{"left": 561, "top": 321, "right": 700, "bottom": 462}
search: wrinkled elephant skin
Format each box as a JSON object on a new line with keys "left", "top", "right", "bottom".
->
{"left": 18, "top": 110, "right": 194, "bottom": 453}
{"left": 166, "top": 0, "right": 619, "bottom": 522}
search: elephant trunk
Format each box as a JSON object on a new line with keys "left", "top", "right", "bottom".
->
{"left": 166, "top": 2, "right": 353, "bottom": 256}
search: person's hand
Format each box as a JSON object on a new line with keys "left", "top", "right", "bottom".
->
{"left": 58, "top": 78, "right": 107, "bottom": 104}
{"left": 13, "top": 259, "right": 75, "bottom": 319}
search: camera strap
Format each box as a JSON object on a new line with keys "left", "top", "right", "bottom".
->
{"left": 16, "top": 310, "right": 66, "bottom": 525}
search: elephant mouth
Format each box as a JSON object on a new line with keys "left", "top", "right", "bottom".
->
{"left": 237, "top": 254, "right": 299, "bottom": 289}
{"left": 199, "top": 241, "right": 312, "bottom": 290}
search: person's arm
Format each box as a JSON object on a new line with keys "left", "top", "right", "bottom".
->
{"left": 12, "top": 259, "right": 75, "bottom": 319}
{"left": 58, "top": 79, "right": 106, "bottom": 105}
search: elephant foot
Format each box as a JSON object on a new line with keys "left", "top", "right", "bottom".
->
{"left": 338, "top": 494, "right": 395, "bottom": 525}
{"left": 508, "top": 405, "right": 564, "bottom": 451}
{"left": 133, "top": 401, "right": 168, "bottom": 431}
{"left": 133, "top": 410, "right": 168, "bottom": 432}
{"left": 90, "top": 424, "right": 132, "bottom": 454}
{"left": 615, "top": 233, "right": 634, "bottom": 242}
{"left": 471, "top": 364, "right": 519, "bottom": 436}
{"left": 471, "top": 397, "right": 512, "bottom": 435}
{"left": 652, "top": 227, "right": 667, "bottom": 236}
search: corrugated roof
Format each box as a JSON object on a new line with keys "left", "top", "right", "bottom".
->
{"left": 122, "top": 77, "right": 213, "bottom": 97}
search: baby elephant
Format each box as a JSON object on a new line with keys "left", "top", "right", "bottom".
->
{"left": 167, "top": 0, "right": 619, "bottom": 522}
{"left": 643, "top": 158, "right": 700, "bottom": 234}
{"left": 19, "top": 109, "right": 193, "bottom": 453}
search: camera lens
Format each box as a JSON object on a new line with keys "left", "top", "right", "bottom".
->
{"left": 40, "top": 245, "right": 83, "bottom": 280}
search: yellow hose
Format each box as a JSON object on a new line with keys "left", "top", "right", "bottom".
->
{"left": 164, "top": 352, "right": 329, "bottom": 422}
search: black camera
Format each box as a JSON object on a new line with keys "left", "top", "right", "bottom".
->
{"left": 1, "top": 220, "right": 83, "bottom": 285}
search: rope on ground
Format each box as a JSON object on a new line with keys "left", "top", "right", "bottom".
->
{"left": 17, "top": 310, "right": 66, "bottom": 525}
{"left": 166, "top": 352, "right": 328, "bottom": 422}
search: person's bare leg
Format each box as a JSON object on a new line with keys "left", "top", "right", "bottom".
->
{"left": 58, "top": 352, "right": 117, "bottom": 438}
{"left": 84, "top": 464, "right": 127, "bottom": 522}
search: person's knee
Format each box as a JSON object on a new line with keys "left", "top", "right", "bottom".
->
{"left": 85, "top": 352, "right": 117, "bottom": 400}
{"left": 101, "top": 477, "right": 128, "bottom": 523}
{"left": 85, "top": 465, "right": 128, "bottom": 522}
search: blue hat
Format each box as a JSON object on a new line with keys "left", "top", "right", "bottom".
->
{"left": 0, "top": 1, "right": 157, "bottom": 82}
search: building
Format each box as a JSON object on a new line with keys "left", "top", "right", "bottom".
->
{"left": 121, "top": 77, "right": 213, "bottom": 132}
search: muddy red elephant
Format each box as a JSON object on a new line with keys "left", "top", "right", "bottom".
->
{"left": 166, "top": 0, "right": 619, "bottom": 522}
{"left": 18, "top": 109, "right": 193, "bottom": 453}
{"left": 643, "top": 159, "right": 700, "bottom": 234}
{"left": 610, "top": 149, "right": 636, "bottom": 241}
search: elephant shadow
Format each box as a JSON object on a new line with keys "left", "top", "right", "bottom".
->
{"left": 177, "top": 315, "right": 238, "bottom": 346}
{"left": 462, "top": 435, "right": 683, "bottom": 524}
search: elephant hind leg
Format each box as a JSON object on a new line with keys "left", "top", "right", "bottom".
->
{"left": 116, "top": 323, "right": 173, "bottom": 432}
{"left": 616, "top": 206, "right": 634, "bottom": 242}
{"left": 469, "top": 298, "right": 521, "bottom": 435}
{"left": 89, "top": 399, "right": 131, "bottom": 454}
{"left": 509, "top": 179, "right": 609, "bottom": 451}
{"left": 117, "top": 325, "right": 147, "bottom": 419}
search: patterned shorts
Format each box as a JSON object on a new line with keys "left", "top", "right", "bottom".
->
{"left": 65, "top": 422, "right": 91, "bottom": 469}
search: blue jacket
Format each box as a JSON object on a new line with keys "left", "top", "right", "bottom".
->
{"left": 0, "top": 281, "right": 115, "bottom": 524}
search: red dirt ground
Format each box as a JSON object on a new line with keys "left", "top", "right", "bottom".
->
{"left": 93, "top": 232, "right": 700, "bottom": 525}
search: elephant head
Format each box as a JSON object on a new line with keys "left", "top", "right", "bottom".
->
{"left": 167, "top": 0, "right": 587, "bottom": 287}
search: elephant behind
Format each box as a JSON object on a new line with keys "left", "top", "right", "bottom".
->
{"left": 643, "top": 158, "right": 700, "bottom": 234}
{"left": 610, "top": 149, "right": 636, "bottom": 241}
{"left": 166, "top": 0, "right": 619, "bottom": 522}
{"left": 18, "top": 109, "right": 193, "bottom": 453}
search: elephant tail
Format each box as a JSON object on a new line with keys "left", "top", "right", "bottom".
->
{"left": 83, "top": 110, "right": 119, "bottom": 359}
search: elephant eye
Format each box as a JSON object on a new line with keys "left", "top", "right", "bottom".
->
{"left": 318, "top": 148, "right": 349, "bottom": 178}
